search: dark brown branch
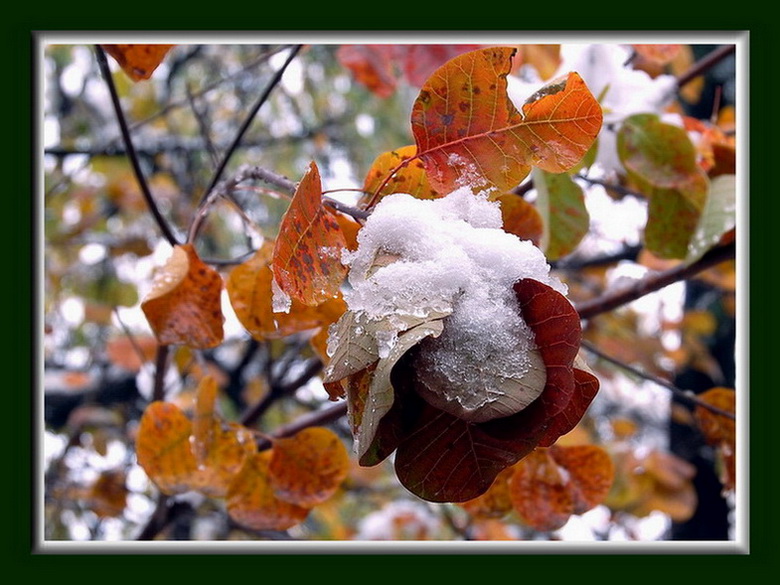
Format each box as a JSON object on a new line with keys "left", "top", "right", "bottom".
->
{"left": 575, "top": 240, "right": 735, "bottom": 320}
{"left": 581, "top": 340, "right": 735, "bottom": 420}
{"left": 196, "top": 45, "right": 304, "bottom": 214}
{"left": 94, "top": 45, "right": 180, "bottom": 247}
{"left": 240, "top": 357, "right": 324, "bottom": 428}
{"left": 676, "top": 44, "right": 736, "bottom": 89}
{"left": 152, "top": 345, "right": 171, "bottom": 402}
{"left": 256, "top": 401, "right": 348, "bottom": 450}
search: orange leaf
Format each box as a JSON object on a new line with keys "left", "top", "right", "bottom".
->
{"left": 459, "top": 466, "right": 515, "bottom": 519}
{"left": 272, "top": 162, "right": 348, "bottom": 306}
{"left": 227, "top": 241, "right": 347, "bottom": 340}
{"left": 361, "top": 145, "right": 441, "bottom": 205}
{"left": 135, "top": 401, "right": 198, "bottom": 495}
{"left": 632, "top": 44, "right": 682, "bottom": 65}
{"left": 105, "top": 335, "right": 159, "bottom": 372}
{"left": 517, "top": 44, "right": 561, "bottom": 80}
{"left": 498, "top": 192, "right": 544, "bottom": 249}
{"left": 268, "top": 427, "right": 350, "bottom": 507}
{"left": 141, "top": 244, "right": 224, "bottom": 349}
{"left": 226, "top": 451, "right": 311, "bottom": 531}
{"left": 509, "top": 449, "right": 573, "bottom": 531}
{"left": 188, "top": 421, "right": 258, "bottom": 498}
{"left": 695, "top": 387, "right": 736, "bottom": 491}
{"left": 336, "top": 45, "right": 399, "bottom": 98}
{"left": 509, "top": 445, "right": 614, "bottom": 531}
{"left": 102, "top": 44, "right": 174, "bottom": 81}
{"left": 411, "top": 47, "right": 602, "bottom": 195}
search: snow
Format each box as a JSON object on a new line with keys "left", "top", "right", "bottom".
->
{"left": 337, "top": 187, "right": 567, "bottom": 417}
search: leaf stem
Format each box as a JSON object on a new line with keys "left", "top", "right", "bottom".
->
{"left": 676, "top": 44, "right": 736, "bottom": 90}
{"left": 94, "top": 45, "right": 180, "bottom": 247}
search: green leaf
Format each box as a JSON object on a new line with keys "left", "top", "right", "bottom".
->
{"left": 533, "top": 168, "right": 590, "bottom": 261}
{"left": 617, "top": 114, "right": 709, "bottom": 259}
{"left": 686, "top": 174, "right": 736, "bottom": 263}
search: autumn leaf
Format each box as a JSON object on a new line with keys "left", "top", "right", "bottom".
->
{"left": 533, "top": 168, "right": 590, "bottom": 260}
{"left": 509, "top": 445, "right": 614, "bottom": 532}
{"left": 410, "top": 47, "right": 602, "bottom": 196}
{"left": 497, "top": 194, "right": 543, "bottom": 247}
{"left": 335, "top": 45, "right": 400, "bottom": 98}
{"left": 459, "top": 466, "right": 515, "bottom": 519}
{"left": 226, "top": 451, "right": 311, "bottom": 531}
{"left": 102, "top": 44, "right": 174, "bottom": 81}
{"left": 361, "top": 145, "right": 441, "bottom": 205}
{"left": 605, "top": 447, "right": 697, "bottom": 522}
{"left": 517, "top": 45, "right": 562, "bottom": 80}
{"left": 271, "top": 162, "right": 348, "bottom": 306}
{"left": 227, "top": 241, "right": 347, "bottom": 341}
{"left": 268, "top": 427, "right": 350, "bottom": 507}
{"left": 685, "top": 174, "right": 736, "bottom": 264}
{"left": 141, "top": 244, "right": 224, "bottom": 349}
{"left": 135, "top": 401, "right": 198, "bottom": 495}
{"left": 105, "top": 334, "right": 159, "bottom": 372}
{"left": 617, "top": 113, "right": 709, "bottom": 259}
{"left": 85, "top": 470, "right": 128, "bottom": 518}
{"left": 632, "top": 44, "right": 682, "bottom": 65}
{"left": 336, "top": 44, "right": 483, "bottom": 97}
{"left": 694, "top": 387, "right": 736, "bottom": 491}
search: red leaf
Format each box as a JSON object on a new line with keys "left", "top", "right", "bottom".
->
{"left": 514, "top": 278, "right": 581, "bottom": 417}
{"left": 272, "top": 162, "right": 348, "bottom": 306}
{"left": 102, "top": 44, "right": 174, "bottom": 81}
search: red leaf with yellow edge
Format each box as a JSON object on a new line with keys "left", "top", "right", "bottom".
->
{"left": 411, "top": 47, "right": 602, "bottom": 195}
{"left": 141, "top": 244, "right": 224, "bottom": 349}
{"left": 226, "top": 451, "right": 311, "bottom": 531}
{"left": 102, "top": 44, "right": 174, "bottom": 81}
{"left": 268, "top": 427, "right": 350, "bottom": 507}
{"left": 272, "top": 162, "right": 348, "bottom": 306}
{"left": 497, "top": 193, "right": 543, "bottom": 247}
{"left": 135, "top": 401, "right": 198, "bottom": 495}
{"left": 227, "top": 241, "right": 347, "bottom": 340}
{"left": 361, "top": 145, "right": 441, "bottom": 206}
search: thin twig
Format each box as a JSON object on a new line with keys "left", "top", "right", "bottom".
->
{"left": 580, "top": 340, "right": 735, "bottom": 420}
{"left": 575, "top": 240, "right": 735, "bottom": 320}
{"left": 94, "top": 45, "right": 180, "bottom": 247}
{"left": 195, "top": 45, "right": 304, "bottom": 216}
{"left": 152, "top": 345, "right": 171, "bottom": 402}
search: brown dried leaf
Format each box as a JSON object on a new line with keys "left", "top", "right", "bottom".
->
{"left": 268, "top": 427, "right": 350, "bottom": 507}
{"left": 226, "top": 451, "right": 311, "bottom": 531}
{"left": 141, "top": 244, "right": 224, "bottom": 349}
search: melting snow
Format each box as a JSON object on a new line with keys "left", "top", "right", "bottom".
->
{"left": 339, "top": 187, "right": 566, "bottom": 396}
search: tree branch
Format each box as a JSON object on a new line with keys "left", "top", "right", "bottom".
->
{"left": 195, "top": 45, "right": 304, "bottom": 216}
{"left": 94, "top": 45, "right": 180, "bottom": 247}
{"left": 575, "top": 240, "right": 735, "bottom": 320}
{"left": 676, "top": 44, "right": 736, "bottom": 89}
{"left": 581, "top": 340, "right": 735, "bottom": 420}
